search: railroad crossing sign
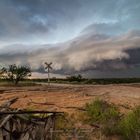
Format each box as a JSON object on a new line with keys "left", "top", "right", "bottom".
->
{"left": 44, "top": 62, "right": 53, "bottom": 85}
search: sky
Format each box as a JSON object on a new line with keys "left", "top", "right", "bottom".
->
{"left": 0, "top": 0, "right": 140, "bottom": 78}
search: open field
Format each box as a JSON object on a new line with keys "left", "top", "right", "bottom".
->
{"left": 0, "top": 83, "right": 140, "bottom": 113}
{"left": 0, "top": 83, "right": 140, "bottom": 139}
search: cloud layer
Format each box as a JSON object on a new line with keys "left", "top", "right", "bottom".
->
{"left": 0, "top": 0, "right": 140, "bottom": 45}
{"left": 0, "top": 0, "right": 140, "bottom": 77}
{"left": 0, "top": 24, "right": 140, "bottom": 77}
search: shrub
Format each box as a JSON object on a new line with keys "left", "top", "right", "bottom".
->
{"left": 66, "top": 74, "right": 83, "bottom": 82}
{"left": 84, "top": 99, "right": 140, "bottom": 139}
{"left": 85, "top": 99, "right": 120, "bottom": 123}
{"left": 85, "top": 99, "right": 121, "bottom": 136}
{"left": 118, "top": 106, "right": 140, "bottom": 140}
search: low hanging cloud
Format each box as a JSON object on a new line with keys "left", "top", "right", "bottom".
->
{"left": 0, "top": 25, "right": 140, "bottom": 77}
{"left": 0, "top": 0, "right": 140, "bottom": 78}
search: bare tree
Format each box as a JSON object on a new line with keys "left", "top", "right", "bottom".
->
{"left": 44, "top": 62, "right": 52, "bottom": 85}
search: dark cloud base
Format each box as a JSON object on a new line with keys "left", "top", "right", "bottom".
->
{"left": 0, "top": 28, "right": 140, "bottom": 78}
{"left": 0, "top": 0, "right": 140, "bottom": 77}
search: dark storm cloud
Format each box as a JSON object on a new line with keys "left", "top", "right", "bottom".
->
{"left": 0, "top": 28, "right": 140, "bottom": 77}
{"left": 0, "top": 0, "right": 84, "bottom": 43}
{"left": 0, "top": 0, "right": 140, "bottom": 44}
{"left": 0, "top": 0, "right": 140, "bottom": 77}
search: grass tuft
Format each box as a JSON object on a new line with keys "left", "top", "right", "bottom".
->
{"left": 118, "top": 106, "right": 140, "bottom": 140}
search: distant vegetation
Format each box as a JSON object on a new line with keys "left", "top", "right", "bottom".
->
{"left": 82, "top": 78, "right": 140, "bottom": 84}
{"left": 26, "top": 77, "right": 140, "bottom": 84}
{"left": 66, "top": 74, "right": 83, "bottom": 82}
{"left": 1, "top": 65, "right": 140, "bottom": 85}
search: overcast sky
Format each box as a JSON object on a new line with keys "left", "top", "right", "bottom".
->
{"left": 0, "top": 0, "right": 140, "bottom": 78}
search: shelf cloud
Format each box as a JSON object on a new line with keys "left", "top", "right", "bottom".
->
{"left": 0, "top": 26, "right": 140, "bottom": 77}
{"left": 0, "top": 0, "right": 140, "bottom": 77}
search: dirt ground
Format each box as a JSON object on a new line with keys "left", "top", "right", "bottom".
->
{"left": 0, "top": 83, "right": 140, "bottom": 113}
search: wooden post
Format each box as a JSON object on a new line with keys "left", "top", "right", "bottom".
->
{"left": 44, "top": 62, "right": 52, "bottom": 86}
{"left": 48, "top": 68, "right": 50, "bottom": 84}
{"left": 0, "top": 130, "right": 3, "bottom": 140}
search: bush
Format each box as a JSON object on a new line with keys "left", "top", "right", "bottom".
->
{"left": 85, "top": 99, "right": 121, "bottom": 136}
{"left": 84, "top": 99, "right": 140, "bottom": 139}
{"left": 85, "top": 99, "right": 120, "bottom": 123}
{"left": 118, "top": 106, "right": 140, "bottom": 140}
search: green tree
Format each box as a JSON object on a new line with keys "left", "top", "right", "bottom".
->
{"left": 1, "top": 64, "right": 31, "bottom": 85}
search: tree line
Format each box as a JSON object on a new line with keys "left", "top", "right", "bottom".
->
{"left": 0, "top": 64, "right": 84, "bottom": 85}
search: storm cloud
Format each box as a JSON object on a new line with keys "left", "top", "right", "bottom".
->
{"left": 0, "top": 0, "right": 140, "bottom": 77}
{"left": 0, "top": 0, "right": 140, "bottom": 45}
{"left": 0, "top": 27, "right": 140, "bottom": 77}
